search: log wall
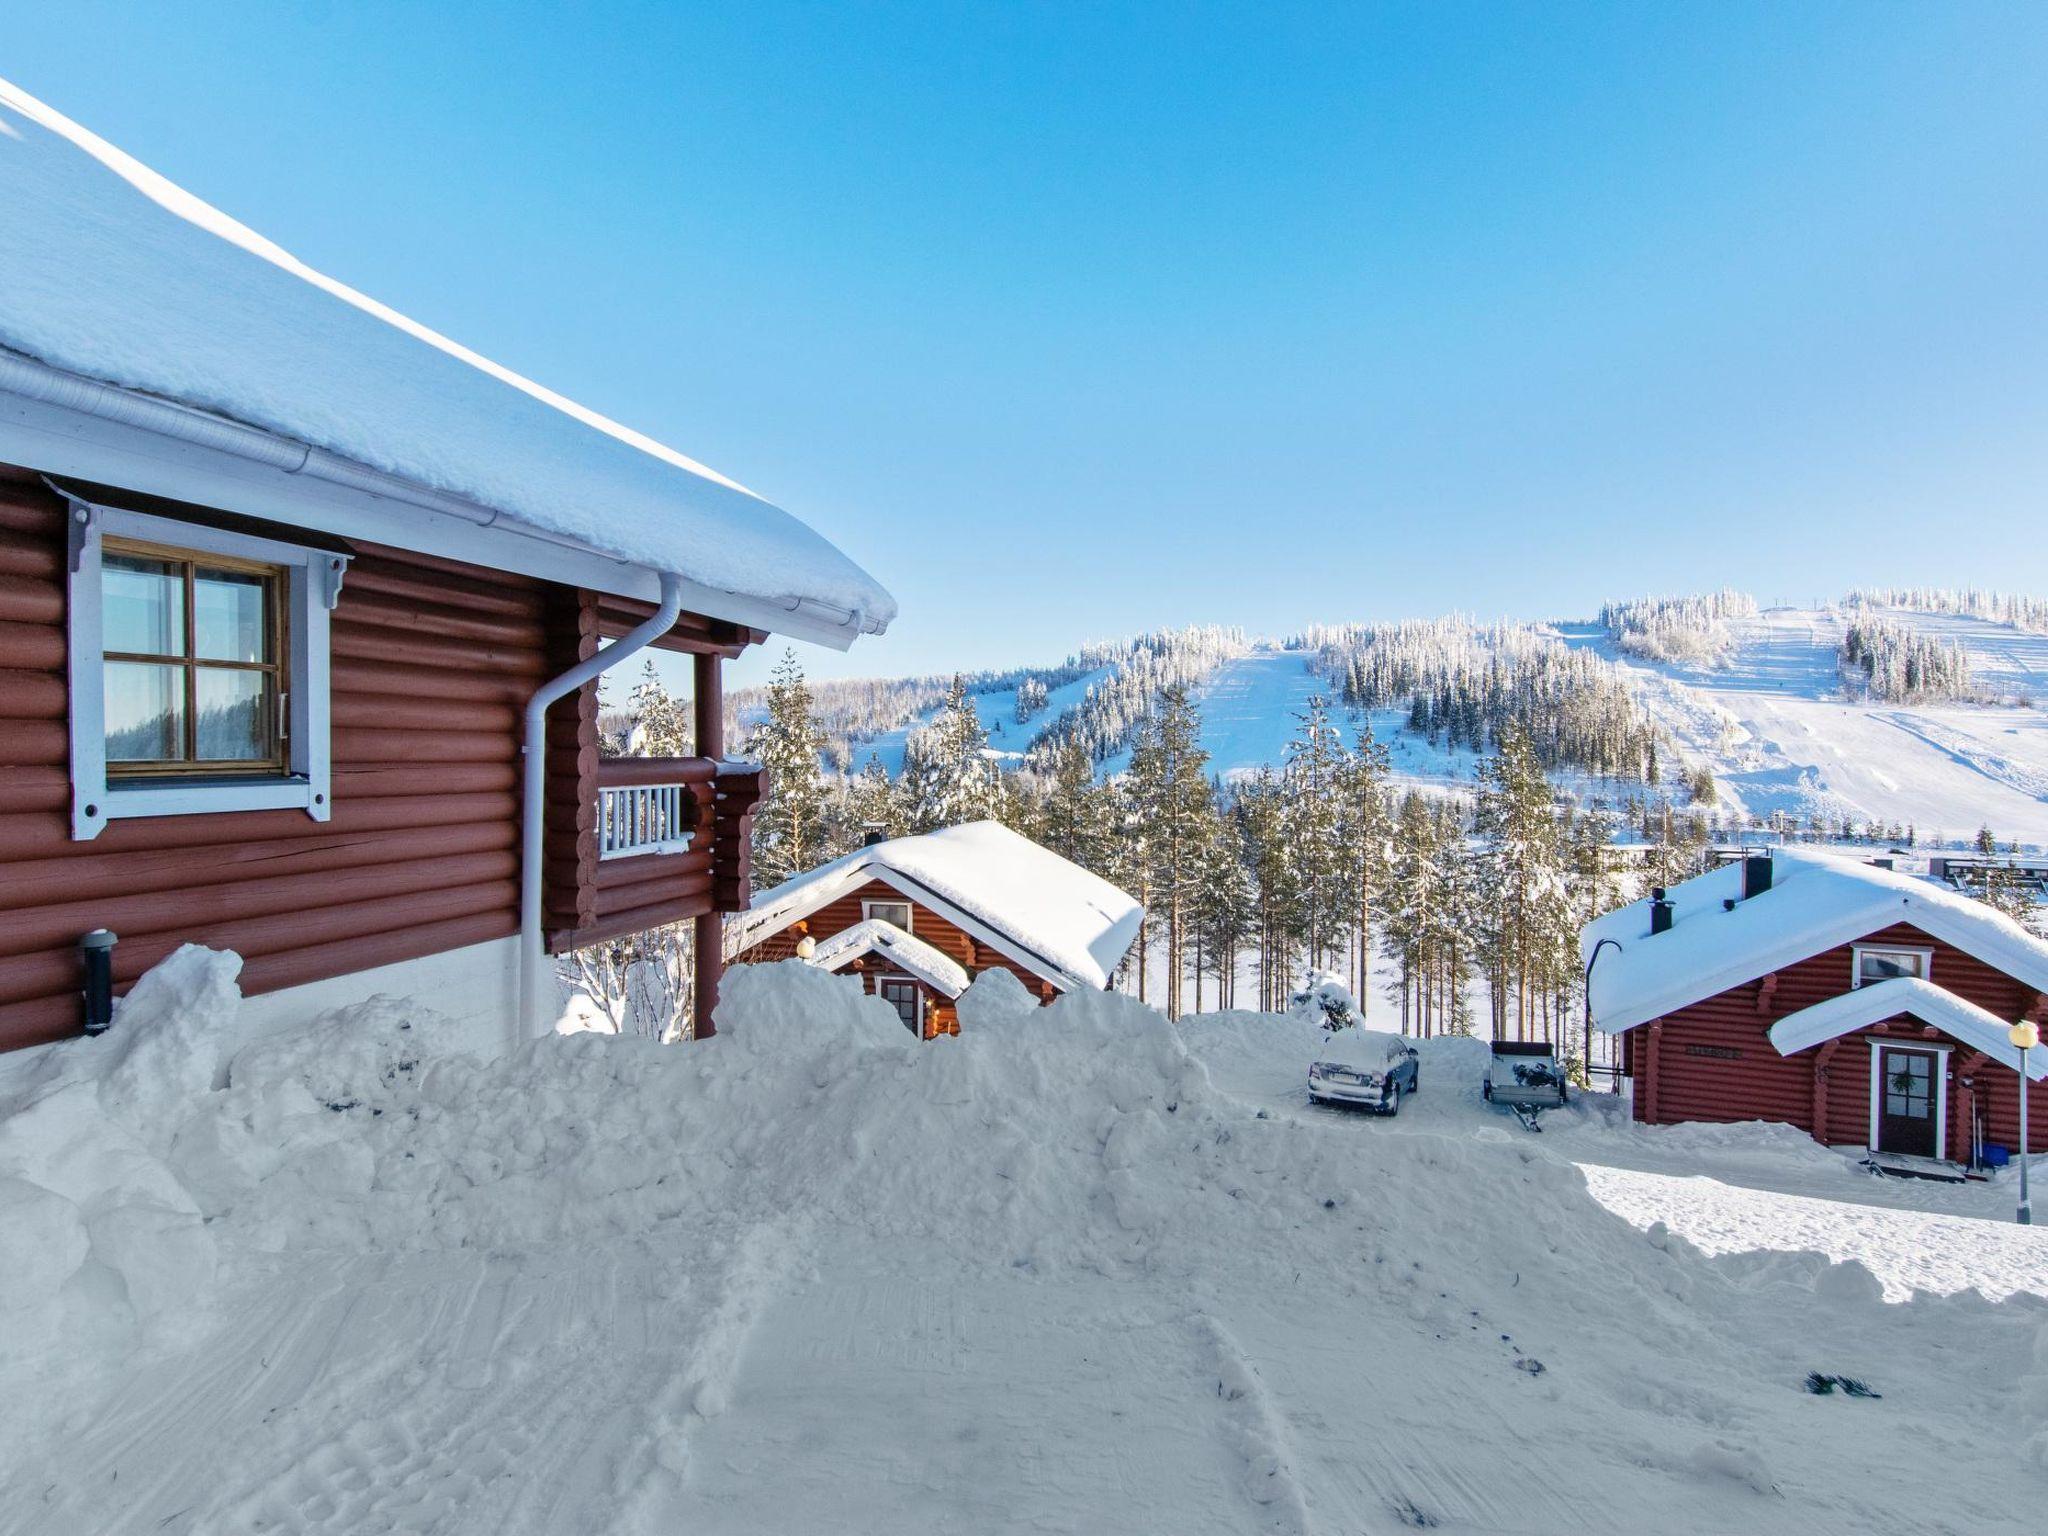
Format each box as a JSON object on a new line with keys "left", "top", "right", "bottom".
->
{"left": 0, "top": 468, "right": 601, "bottom": 1050}
{"left": 1625, "top": 919, "right": 2048, "bottom": 1157}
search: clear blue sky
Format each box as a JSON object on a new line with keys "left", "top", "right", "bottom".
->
{"left": 6, "top": 3, "right": 2047, "bottom": 689}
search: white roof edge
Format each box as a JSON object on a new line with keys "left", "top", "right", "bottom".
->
{"left": 1767, "top": 977, "right": 2048, "bottom": 1080}
{"left": 0, "top": 374, "right": 871, "bottom": 649}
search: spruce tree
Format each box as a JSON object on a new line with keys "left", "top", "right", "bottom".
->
{"left": 1126, "top": 685, "right": 1214, "bottom": 1017}
{"left": 627, "top": 658, "right": 693, "bottom": 757}
{"left": 748, "top": 649, "right": 829, "bottom": 888}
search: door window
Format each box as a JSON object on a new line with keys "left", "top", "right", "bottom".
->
{"left": 1876, "top": 1048, "right": 1938, "bottom": 1158}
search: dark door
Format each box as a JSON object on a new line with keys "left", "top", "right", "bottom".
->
{"left": 879, "top": 977, "right": 922, "bottom": 1038}
{"left": 1876, "top": 1047, "right": 1938, "bottom": 1158}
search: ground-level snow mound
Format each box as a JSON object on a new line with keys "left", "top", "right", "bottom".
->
{"left": 6, "top": 951, "right": 2048, "bottom": 1534}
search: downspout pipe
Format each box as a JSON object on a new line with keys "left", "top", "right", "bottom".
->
{"left": 519, "top": 571, "right": 685, "bottom": 1047}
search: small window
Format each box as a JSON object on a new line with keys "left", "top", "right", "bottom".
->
{"left": 103, "top": 541, "right": 287, "bottom": 775}
{"left": 1853, "top": 946, "right": 1930, "bottom": 988}
{"left": 67, "top": 495, "right": 346, "bottom": 839}
{"left": 865, "top": 900, "right": 913, "bottom": 932}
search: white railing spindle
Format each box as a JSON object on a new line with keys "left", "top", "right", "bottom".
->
{"left": 596, "top": 782, "right": 694, "bottom": 859}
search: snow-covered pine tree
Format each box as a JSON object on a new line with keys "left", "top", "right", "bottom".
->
{"left": 1472, "top": 724, "right": 1568, "bottom": 1041}
{"left": 1190, "top": 804, "right": 1255, "bottom": 1011}
{"left": 747, "top": 649, "right": 831, "bottom": 889}
{"left": 627, "top": 658, "right": 693, "bottom": 757}
{"left": 1338, "top": 719, "right": 1393, "bottom": 1014}
{"left": 840, "top": 754, "right": 908, "bottom": 848}
{"left": 1231, "top": 769, "right": 1294, "bottom": 1012}
{"left": 1125, "top": 684, "right": 1214, "bottom": 1017}
{"left": 1281, "top": 695, "right": 1350, "bottom": 974}
{"left": 904, "top": 676, "right": 1002, "bottom": 832}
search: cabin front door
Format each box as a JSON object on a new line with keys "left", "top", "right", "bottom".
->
{"left": 1874, "top": 1046, "right": 1939, "bottom": 1159}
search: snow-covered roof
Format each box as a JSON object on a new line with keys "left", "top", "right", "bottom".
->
{"left": 0, "top": 78, "right": 894, "bottom": 639}
{"left": 1585, "top": 850, "right": 2048, "bottom": 1035}
{"left": 1766, "top": 977, "right": 2048, "bottom": 1080}
{"left": 807, "top": 919, "right": 970, "bottom": 999}
{"left": 731, "top": 821, "right": 1144, "bottom": 992}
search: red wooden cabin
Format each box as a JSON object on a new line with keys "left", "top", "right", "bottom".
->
{"left": 0, "top": 82, "right": 893, "bottom": 1055}
{"left": 1586, "top": 851, "right": 2048, "bottom": 1168}
{"left": 727, "top": 821, "right": 1143, "bottom": 1039}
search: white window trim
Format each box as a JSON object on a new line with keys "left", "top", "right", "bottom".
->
{"left": 1850, "top": 944, "right": 1934, "bottom": 989}
{"left": 864, "top": 899, "right": 914, "bottom": 934}
{"left": 1867, "top": 1040, "right": 1950, "bottom": 1157}
{"left": 66, "top": 496, "right": 348, "bottom": 840}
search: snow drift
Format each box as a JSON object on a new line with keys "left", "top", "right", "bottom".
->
{"left": 3, "top": 950, "right": 2046, "bottom": 1532}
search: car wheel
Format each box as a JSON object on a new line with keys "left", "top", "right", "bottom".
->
{"left": 1384, "top": 1082, "right": 1402, "bottom": 1117}
{"left": 1411, "top": 1071, "right": 1420, "bottom": 1095}
{"left": 1481, "top": 1081, "right": 1492, "bottom": 1103}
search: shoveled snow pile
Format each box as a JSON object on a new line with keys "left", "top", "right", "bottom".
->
{"left": 2, "top": 949, "right": 2046, "bottom": 1533}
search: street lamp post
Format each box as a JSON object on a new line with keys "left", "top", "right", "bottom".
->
{"left": 1585, "top": 938, "right": 1623, "bottom": 1094}
{"left": 2012, "top": 1019, "right": 2038, "bottom": 1226}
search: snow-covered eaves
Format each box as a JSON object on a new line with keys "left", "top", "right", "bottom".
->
{"left": 1767, "top": 977, "right": 2048, "bottom": 1079}
{"left": 0, "top": 78, "right": 894, "bottom": 647}
{"left": 1584, "top": 850, "right": 2048, "bottom": 1036}
{"left": 731, "top": 821, "right": 1144, "bottom": 992}
{"left": 808, "top": 919, "right": 970, "bottom": 998}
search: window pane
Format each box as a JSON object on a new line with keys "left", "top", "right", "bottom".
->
{"left": 106, "top": 662, "right": 185, "bottom": 761}
{"left": 194, "top": 568, "right": 270, "bottom": 663}
{"left": 103, "top": 555, "right": 184, "bottom": 657}
{"left": 195, "top": 668, "right": 269, "bottom": 761}
{"left": 1861, "top": 951, "right": 1921, "bottom": 983}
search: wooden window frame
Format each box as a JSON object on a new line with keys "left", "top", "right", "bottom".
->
{"left": 864, "top": 898, "right": 914, "bottom": 934}
{"left": 66, "top": 495, "right": 348, "bottom": 840}
{"left": 101, "top": 536, "right": 290, "bottom": 778}
{"left": 1850, "top": 944, "right": 1934, "bottom": 989}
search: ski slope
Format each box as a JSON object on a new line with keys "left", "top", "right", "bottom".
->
{"left": 1567, "top": 607, "right": 2048, "bottom": 845}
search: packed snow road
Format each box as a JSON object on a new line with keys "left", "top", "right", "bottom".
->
{"left": 3, "top": 956, "right": 2045, "bottom": 1534}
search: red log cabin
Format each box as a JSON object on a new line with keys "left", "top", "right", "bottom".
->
{"left": 727, "top": 821, "right": 1144, "bottom": 1039}
{"left": 0, "top": 82, "right": 894, "bottom": 1056}
{"left": 1585, "top": 851, "right": 2048, "bottom": 1170}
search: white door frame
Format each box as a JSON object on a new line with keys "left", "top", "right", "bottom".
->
{"left": 1867, "top": 1040, "right": 1950, "bottom": 1157}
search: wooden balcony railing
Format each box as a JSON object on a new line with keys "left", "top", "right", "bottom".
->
{"left": 546, "top": 755, "right": 765, "bottom": 952}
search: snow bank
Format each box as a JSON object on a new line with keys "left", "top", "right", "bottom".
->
{"left": 7, "top": 949, "right": 2048, "bottom": 1531}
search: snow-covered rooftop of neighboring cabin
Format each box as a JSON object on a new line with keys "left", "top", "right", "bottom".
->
{"left": 1584, "top": 849, "right": 2048, "bottom": 1035}
{"left": 0, "top": 78, "right": 893, "bottom": 636}
{"left": 807, "top": 918, "right": 969, "bottom": 999}
{"left": 1766, "top": 976, "right": 2048, "bottom": 1080}
{"left": 733, "top": 821, "right": 1144, "bottom": 992}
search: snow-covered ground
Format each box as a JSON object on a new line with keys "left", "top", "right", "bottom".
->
{"left": 7, "top": 954, "right": 2048, "bottom": 1533}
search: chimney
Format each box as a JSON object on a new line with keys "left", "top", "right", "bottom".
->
{"left": 863, "top": 822, "right": 888, "bottom": 847}
{"left": 1649, "top": 887, "right": 1673, "bottom": 935}
{"left": 1741, "top": 855, "right": 1772, "bottom": 900}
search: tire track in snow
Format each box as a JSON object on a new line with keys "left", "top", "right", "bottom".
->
{"left": 1190, "top": 1312, "right": 1317, "bottom": 1535}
